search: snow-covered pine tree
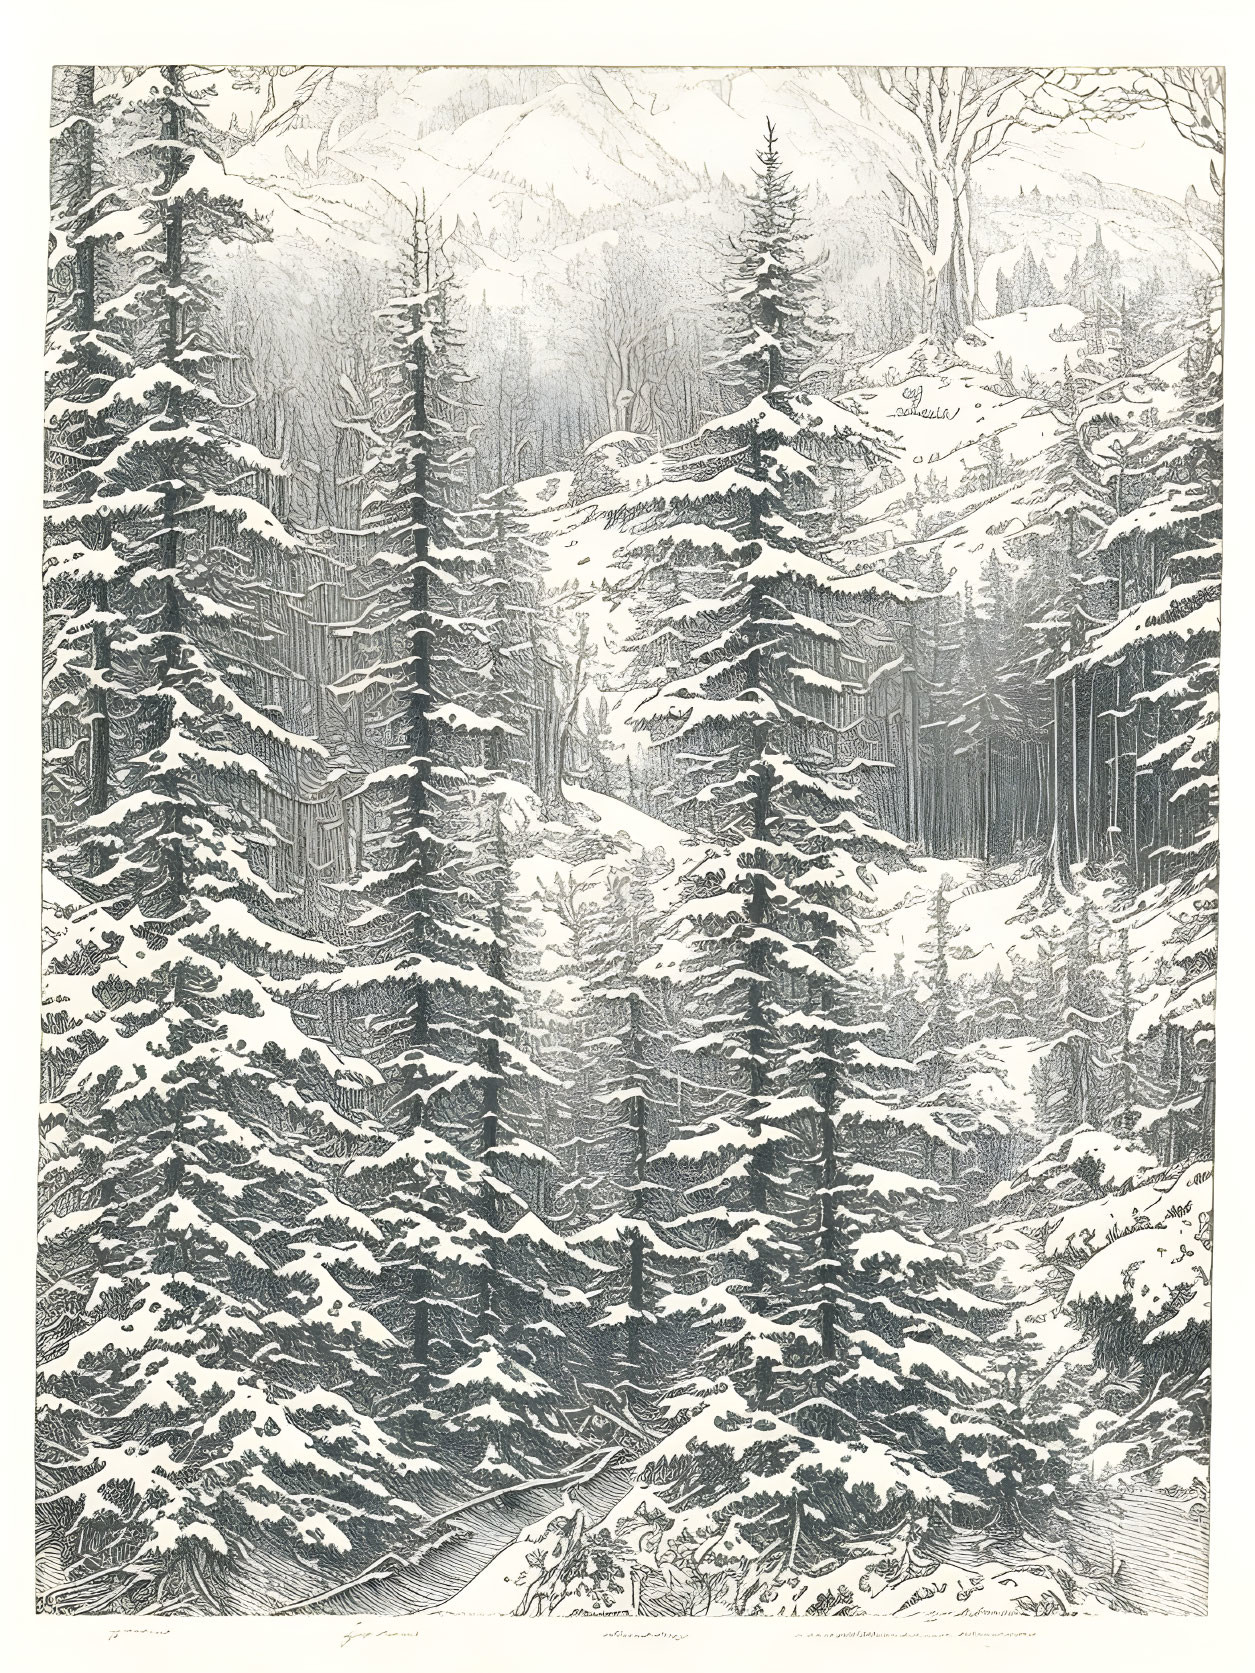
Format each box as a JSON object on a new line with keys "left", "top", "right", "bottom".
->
{"left": 1083, "top": 305, "right": 1219, "bottom": 899}
{"left": 996, "top": 911, "right": 1152, "bottom": 1224}
{"left": 900, "top": 885, "right": 1017, "bottom": 1182}
{"left": 317, "top": 218, "right": 591, "bottom": 1488}
{"left": 596, "top": 123, "right": 1017, "bottom": 1571}
{"left": 985, "top": 886, "right": 1209, "bottom": 1492}
{"left": 1024, "top": 351, "right": 1125, "bottom": 890}
{"left": 787, "top": 882, "right": 1062, "bottom": 1540}
{"left": 45, "top": 66, "right": 124, "bottom": 838}
{"left": 1040, "top": 293, "right": 1219, "bottom": 1259}
{"left": 617, "top": 123, "right": 893, "bottom": 1408}
{"left": 468, "top": 483, "right": 552, "bottom": 796}
{"left": 544, "top": 868, "right": 618, "bottom": 1236}
{"left": 987, "top": 1064, "right": 1209, "bottom": 1491}
{"left": 39, "top": 67, "right": 436, "bottom": 1611}
{"left": 311, "top": 212, "right": 497, "bottom": 1443}
{"left": 1104, "top": 924, "right": 1179, "bottom": 1151}
{"left": 565, "top": 849, "right": 688, "bottom": 1431}
{"left": 441, "top": 789, "right": 593, "bottom": 1489}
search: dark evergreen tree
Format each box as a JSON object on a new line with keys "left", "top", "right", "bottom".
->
{"left": 39, "top": 67, "right": 428, "bottom": 1610}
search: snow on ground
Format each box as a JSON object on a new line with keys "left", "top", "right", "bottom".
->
{"left": 836, "top": 312, "right": 1083, "bottom": 596}
{"left": 438, "top": 1498, "right": 577, "bottom": 1613}
{"left": 518, "top": 446, "right": 670, "bottom": 759}
{"left": 956, "top": 305, "right": 1087, "bottom": 386}
{"left": 843, "top": 464, "right": 1053, "bottom": 598}
{"left": 857, "top": 857, "right": 1037, "bottom": 985}
{"left": 523, "top": 309, "right": 1084, "bottom": 629}
{"left": 512, "top": 795, "right": 1189, "bottom": 1131}
{"left": 562, "top": 786, "right": 701, "bottom": 869}
{"left": 861, "top": 851, "right": 1199, "bottom": 1060}
{"left": 852, "top": 365, "right": 1051, "bottom": 481}
{"left": 518, "top": 793, "right": 1186, "bottom": 1093}
{"left": 509, "top": 789, "right": 702, "bottom": 1009}
{"left": 514, "top": 469, "right": 574, "bottom": 516}
{"left": 438, "top": 1476, "right": 1108, "bottom": 1617}
{"left": 859, "top": 854, "right": 1183, "bottom": 996}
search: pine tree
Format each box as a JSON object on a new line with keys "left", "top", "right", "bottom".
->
{"left": 620, "top": 123, "right": 897, "bottom": 1407}
{"left": 599, "top": 124, "right": 1017, "bottom": 1569}
{"left": 990, "top": 903, "right": 1210, "bottom": 1491}
{"left": 39, "top": 67, "right": 429, "bottom": 1609}
{"left": 1053, "top": 897, "right": 1116, "bottom": 1132}
{"left": 564, "top": 851, "right": 688, "bottom": 1428}
{"left": 468, "top": 483, "right": 552, "bottom": 797}
{"left": 320, "top": 217, "right": 591, "bottom": 1485}
{"left": 45, "top": 66, "right": 123, "bottom": 838}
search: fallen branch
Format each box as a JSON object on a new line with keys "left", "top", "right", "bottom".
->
{"left": 273, "top": 1446, "right": 624, "bottom": 1616}
{"left": 269, "top": 1527, "right": 462, "bottom": 1617}
{"left": 40, "top": 1561, "right": 157, "bottom": 1607}
{"left": 271, "top": 1562, "right": 396, "bottom": 1616}
{"left": 70, "top": 1573, "right": 152, "bottom": 1615}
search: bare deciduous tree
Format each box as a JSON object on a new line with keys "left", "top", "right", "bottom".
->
{"left": 843, "top": 69, "right": 1150, "bottom": 345}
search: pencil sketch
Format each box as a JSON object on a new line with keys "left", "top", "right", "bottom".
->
{"left": 40, "top": 64, "right": 1219, "bottom": 1617}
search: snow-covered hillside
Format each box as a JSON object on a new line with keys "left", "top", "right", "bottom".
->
{"left": 510, "top": 307, "right": 1102, "bottom": 776}
{"left": 527, "top": 305, "right": 1109, "bottom": 598}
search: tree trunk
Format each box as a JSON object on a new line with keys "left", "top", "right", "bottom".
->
{"left": 58, "top": 67, "right": 114, "bottom": 822}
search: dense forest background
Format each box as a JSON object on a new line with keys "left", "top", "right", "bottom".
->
{"left": 40, "top": 65, "right": 1219, "bottom": 1617}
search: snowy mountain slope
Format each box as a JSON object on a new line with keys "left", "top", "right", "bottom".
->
{"left": 214, "top": 68, "right": 1209, "bottom": 335}
{"left": 843, "top": 334, "right": 1065, "bottom": 594}
{"left": 228, "top": 68, "right": 884, "bottom": 235}
{"left": 509, "top": 788, "right": 703, "bottom": 1016}
{"left": 503, "top": 791, "right": 1192, "bottom": 1137}
{"left": 511, "top": 787, "right": 701, "bottom": 928}
{"left": 337, "top": 77, "right": 703, "bottom": 223}
{"left": 512, "top": 439, "right": 671, "bottom": 759}
{"left": 561, "top": 785, "right": 699, "bottom": 869}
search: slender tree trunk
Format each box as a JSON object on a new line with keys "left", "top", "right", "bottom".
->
{"left": 1070, "top": 671, "right": 1081, "bottom": 865}
{"left": 626, "top": 991, "right": 649, "bottom": 1370}
{"left": 60, "top": 67, "right": 114, "bottom": 822}
{"left": 744, "top": 411, "right": 774, "bottom": 1412}
{"left": 1085, "top": 673, "right": 1096, "bottom": 865}
{"left": 1050, "top": 677, "right": 1071, "bottom": 891}
{"left": 477, "top": 803, "right": 509, "bottom": 1339}
{"left": 146, "top": 74, "right": 191, "bottom": 916}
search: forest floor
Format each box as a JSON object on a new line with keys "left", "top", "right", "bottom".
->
{"left": 437, "top": 1482, "right": 1208, "bottom": 1616}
